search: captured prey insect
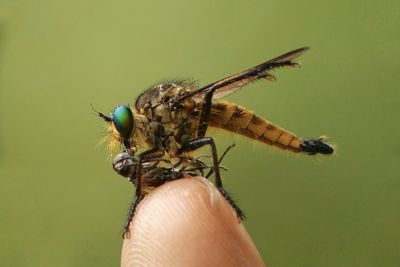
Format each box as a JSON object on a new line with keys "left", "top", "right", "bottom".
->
{"left": 112, "top": 143, "right": 235, "bottom": 186}
{"left": 111, "top": 144, "right": 235, "bottom": 237}
{"left": 95, "top": 47, "right": 334, "bottom": 238}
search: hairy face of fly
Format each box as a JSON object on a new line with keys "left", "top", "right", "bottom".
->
{"left": 96, "top": 105, "right": 135, "bottom": 153}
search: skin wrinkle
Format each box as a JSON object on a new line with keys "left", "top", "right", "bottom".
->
{"left": 121, "top": 177, "right": 265, "bottom": 267}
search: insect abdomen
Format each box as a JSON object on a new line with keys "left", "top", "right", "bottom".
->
{"left": 209, "top": 102, "right": 303, "bottom": 153}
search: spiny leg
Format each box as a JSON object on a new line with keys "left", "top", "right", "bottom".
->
{"left": 217, "top": 187, "right": 245, "bottom": 221}
{"left": 123, "top": 149, "right": 164, "bottom": 238}
{"left": 123, "top": 154, "right": 144, "bottom": 239}
{"left": 123, "top": 192, "right": 143, "bottom": 239}
{"left": 178, "top": 137, "right": 245, "bottom": 221}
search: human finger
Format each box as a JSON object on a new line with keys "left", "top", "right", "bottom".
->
{"left": 121, "top": 176, "right": 265, "bottom": 267}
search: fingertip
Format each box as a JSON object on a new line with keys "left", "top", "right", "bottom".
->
{"left": 121, "top": 177, "right": 265, "bottom": 267}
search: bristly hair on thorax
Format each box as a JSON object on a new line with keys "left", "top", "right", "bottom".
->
{"left": 100, "top": 78, "right": 199, "bottom": 157}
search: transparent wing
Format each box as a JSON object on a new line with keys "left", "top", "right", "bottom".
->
{"left": 174, "top": 47, "right": 309, "bottom": 102}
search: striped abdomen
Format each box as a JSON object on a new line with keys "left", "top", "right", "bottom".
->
{"left": 209, "top": 102, "right": 334, "bottom": 155}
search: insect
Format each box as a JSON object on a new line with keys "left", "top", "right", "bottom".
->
{"left": 96, "top": 47, "right": 334, "bottom": 237}
{"left": 112, "top": 143, "right": 234, "bottom": 189}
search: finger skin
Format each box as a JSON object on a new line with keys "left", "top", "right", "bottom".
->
{"left": 121, "top": 176, "right": 265, "bottom": 267}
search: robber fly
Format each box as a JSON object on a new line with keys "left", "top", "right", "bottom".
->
{"left": 96, "top": 47, "right": 334, "bottom": 237}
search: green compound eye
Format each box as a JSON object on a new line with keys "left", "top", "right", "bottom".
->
{"left": 111, "top": 105, "right": 134, "bottom": 140}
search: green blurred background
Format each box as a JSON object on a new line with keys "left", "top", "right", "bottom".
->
{"left": 0, "top": 0, "right": 399, "bottom": 266}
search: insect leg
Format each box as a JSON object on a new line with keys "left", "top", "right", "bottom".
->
{"left": 123, "top": 158, "right": 144, "bottom": 239}
{"left": 123, "top": 149, "right": 164, "bottom": 238}
{"left": 197, "top": 87, "right": 217, "bottom": 138}
{"left": 123, "top": 193, "right": 142, "bottom": 239}
{"left": 205, "top": 143, "right": 235, "bottom": 178}
{"left": 178, "top": 137, "right": 245, "bottom": 221}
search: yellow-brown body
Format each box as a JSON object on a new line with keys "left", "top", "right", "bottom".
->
{"left": 102, "top": 47, "right": 333, "bottom": 160}
{"left": 209, "top": 102, "right": 302, "bottom": 153}
{"left": 98, "top": 47, "right": 334, "bottom": 238}
{"left": 106, "top": 83, "right": 305, "bottom": 157}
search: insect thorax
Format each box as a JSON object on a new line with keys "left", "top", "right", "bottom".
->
{"left": 135, "top": 82, "right": 201, "bottom": 155}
